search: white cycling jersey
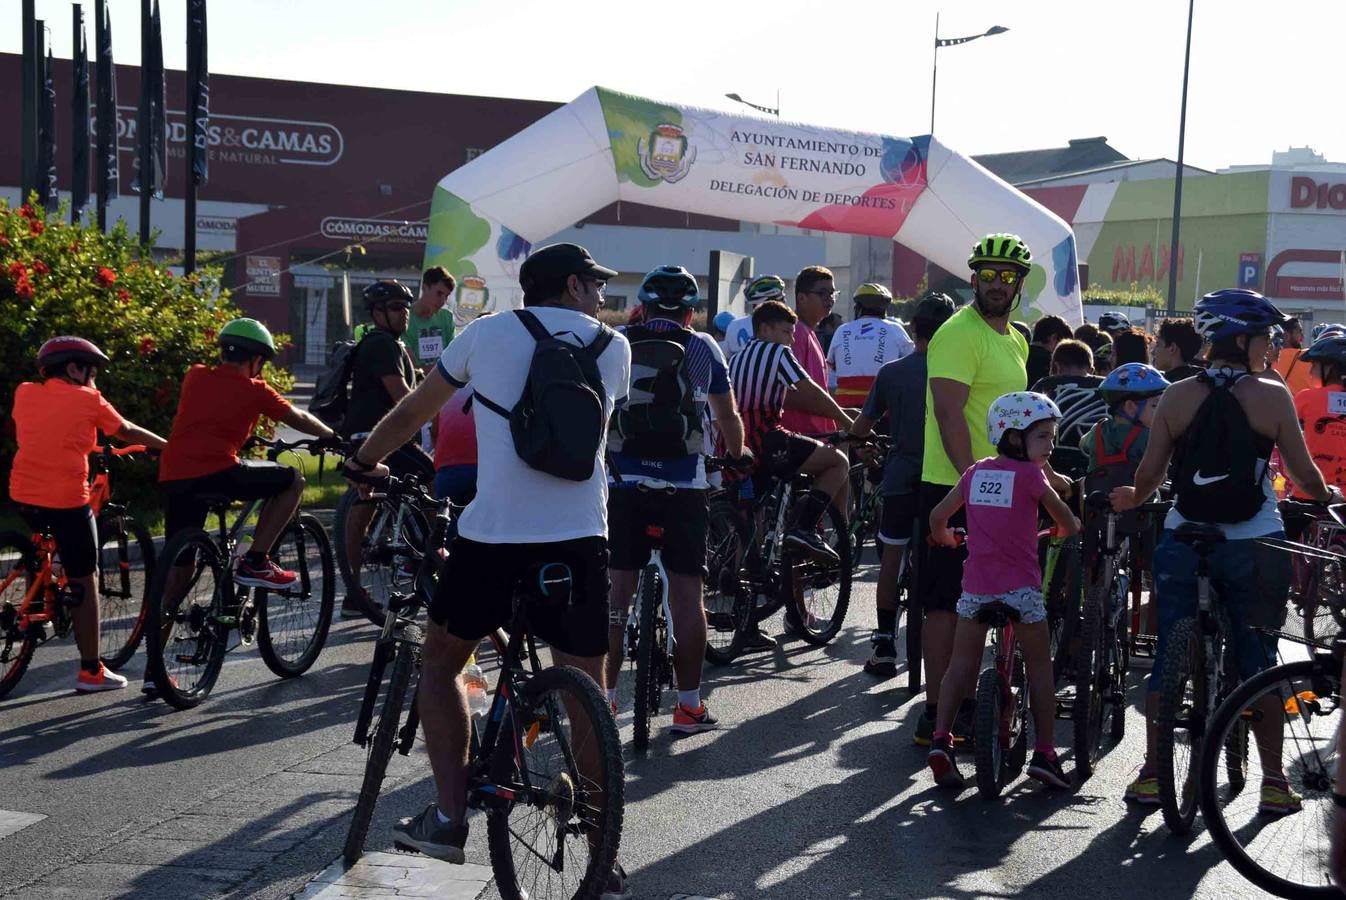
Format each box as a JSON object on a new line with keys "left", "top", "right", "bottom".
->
{"left": 826, "top": 316, "right": 914, "bottom": 407}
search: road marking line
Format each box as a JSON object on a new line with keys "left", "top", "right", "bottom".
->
{"left": 670, "top": 895, "right": 726, "bottom": 899}
{"left": 294, "top": 851, "right": 492, "bottom": 899}
{"left": 0, "top": 809, "right": 46, "bottom": 840}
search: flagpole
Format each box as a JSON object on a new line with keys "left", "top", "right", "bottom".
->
{"left": 137, "top": 0, "right": 151, "bottom": 248}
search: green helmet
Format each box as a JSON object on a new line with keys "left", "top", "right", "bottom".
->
{"left": 968, "top": 233, "right": 1032, "bottom": 272}
{"left": 219, "top": 317, "right": 276, "bottom": 360}
{"left": 745, "top": 274, "right": 787, "bottom": 305}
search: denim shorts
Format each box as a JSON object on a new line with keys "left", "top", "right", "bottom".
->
{"left": 1149, "top": 529, "right": 1291, "bottom": 693}
{"left": 957, "top": 585, "right": 1047, "bottom": 624}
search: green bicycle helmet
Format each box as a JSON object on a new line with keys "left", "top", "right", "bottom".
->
{"left": 745, "top": 274, "right": 787, "bottom": 305}
{"left": 219, "top": 317, "right": 277, "bottom": 360}
{"left": 968, "top": 233, "right": 1032, "bottom": 272}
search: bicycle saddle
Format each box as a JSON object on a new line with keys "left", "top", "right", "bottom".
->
{"left": 974, "top": 602, "right": 1021, "bottom": 627}
{"left": 1173, "top": 521, "right": 1226, "bottom": 547}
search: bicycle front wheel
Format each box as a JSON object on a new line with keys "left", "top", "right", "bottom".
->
{"left": 487, "top": 665, "right": 623, "bottom": 900}
{"left": 0, "top": 532, "right": 39, "bottom": 700}
{"left": 1200, "top": 657, "right": 1342, "bottom": 898}
{"left": 96, "top": 512, "right": 155, "bottom": 670}
{"left": 345, "top": 624, "right": 421, "bottom": 866}
{"left": 1156, "top": 617, "right": 1205, "bottom": 834}
{"left": 703, "top": 500, "right": 751, "bottom": 666}
{"left": 258, "top": 514, "right": 336, "bottom": 678}
{"left": 1073, "top": 572, "right": 1110, "bottom": 780}
{"left": 632, "top": 567, "right": 661, "bottom": 752}
{"left": 146, "top": 530, "right": 229, "bottom": 710}
{"left": 783, "top": 504, "right": 852, "bottom": 646}
{"left": 974, "top": 667, "right": 1007, "bottom": 800}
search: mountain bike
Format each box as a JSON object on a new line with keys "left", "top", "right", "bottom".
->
{"left": 0, "top": 444, "right": 157, "bottom": 699}
{"left": 846, "top": 435, "right": 892, "bottom": 571}
{"left": 342, "top": 473, "right": 624, "bottom": 900}
{"left": 1198, "top": 501, "right": 1346, "bottom": 898}
{"left": 335, "top": 471, "right": 435, "bottom": 627}
{"left": 973, "top": 600, "right": 1031, "bottom": 799}
{"left": 144, "top": 437, "right": 337, "bottom": 710}
{"left": 703, "top": 434, "right": 857, "bottom": 663}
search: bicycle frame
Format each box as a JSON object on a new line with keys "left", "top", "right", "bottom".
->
{"left": 988, "top": 616, "right": 1025, "bottom": 749}
{"left": 624, "top": 479, "right": 677, "bottom": 663}
{"left": 0, "top": 535, "right": 66, "bottom": 636}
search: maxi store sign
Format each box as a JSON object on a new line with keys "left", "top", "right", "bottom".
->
{"left": 100, "top": 104, "right": 344, "bottom": 167}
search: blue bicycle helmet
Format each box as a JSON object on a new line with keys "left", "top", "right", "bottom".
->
{"left": 1300, "top": 334, "right": 1346, "bottom": 366}
{"left": 713, "top": 310, "right": 736, "bottom": 333}
{"left": 1100, "top": 363, "right": 1170, "bottom": 406}
{"left": 1312, "top": 322, "right": 1346, "bottom": 341}
{"left": 1193, "top": 289, "right": 1287, "bottom": 342}
{"left": 638, "top": 265, "right": 700, "bottom": 310}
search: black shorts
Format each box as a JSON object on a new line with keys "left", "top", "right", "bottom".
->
{"left": 754, "top": 429, "right": 822, "bottom": 480}
{"left": 161, "top": 461, "right": 297, "bottom": 541}
{"left": 429, "top": 536, "right": 610, "bottom": 658}
{"left": 878, "top": 492, "right": 920, "bottom": 546}
{"left": 15, "top": 504, "right": 97, "bottom": 577}
{"left": 608, "top": 487, "right": 709, "bottom": 578}
{"left": 916, "top": 480, "right": 966, "bottom": 614}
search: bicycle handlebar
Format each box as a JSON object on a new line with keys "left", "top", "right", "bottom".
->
{"left": 95, "top": 443, "right": 159, "bottom": 458}
{"left": 705, "top": 455, "right": 754, "bottom": 474}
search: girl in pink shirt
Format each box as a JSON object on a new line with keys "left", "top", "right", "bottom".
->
{"left": 926, "top": 391, "right": 1080, "bottom": 791}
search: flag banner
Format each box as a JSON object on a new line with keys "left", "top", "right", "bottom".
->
{"left": 132, "top": 0, "right": 167, "bottom": 199}
{"left": 186, "top": 0, "right": 209, "bottom": 185}
{"left": 95, "top": 0, "right": 119, "bottom": 202}
{"left": 38, "top": 47, "right": 58, "bottom": 211}
{"left": 71, "top": 4, "right": 91, "bottom": 216}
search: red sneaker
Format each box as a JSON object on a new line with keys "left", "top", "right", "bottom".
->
{"left": 670, "top": 702, "right": 720, "bottom": 734}
{"left": 234, "top": 555, "right": 299, "bottom": 589}
{"left": 76, "top": 663, "right": 128, "bottom": 693}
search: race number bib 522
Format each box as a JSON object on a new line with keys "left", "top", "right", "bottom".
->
{"left": 969, "top": 469, "right": 1014, "bottom": 508}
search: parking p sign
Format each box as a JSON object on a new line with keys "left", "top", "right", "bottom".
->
{"left": 1238, "top": 253, "right": 1263, "bottom": 290}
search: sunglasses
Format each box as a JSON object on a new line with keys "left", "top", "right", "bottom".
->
{"left": 379, "top": 302, "right": 411, "bottom": 313}
{"left": 976, "top": 268, "right": 1023, "bottom": 285}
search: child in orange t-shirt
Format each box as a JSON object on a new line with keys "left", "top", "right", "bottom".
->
{"left": 1292, "top": 335, "right": 1346, "bottom": 498}
{"left": 8, "top": 337, "right": 167, "bottom": 692}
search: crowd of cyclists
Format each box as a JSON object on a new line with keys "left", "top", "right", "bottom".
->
{"left": 11, "top": 225, "right": 1346, "bottom": 897}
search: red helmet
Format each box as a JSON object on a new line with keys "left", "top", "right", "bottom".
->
{"left": 37, "top": 336, "right": 110, "bottom": 371}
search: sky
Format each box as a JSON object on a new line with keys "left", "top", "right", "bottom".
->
{"left": 7, "top": 0, "right": 1343, "bottom": 172}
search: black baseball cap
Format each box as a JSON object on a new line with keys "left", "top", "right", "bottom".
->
{"left": 519, "top": 243, "right": 618, "bottom": 297}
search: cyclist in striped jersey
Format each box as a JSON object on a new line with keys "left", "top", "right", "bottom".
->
{"left": 728, "top": 299, "right": 854, "bottom": 562}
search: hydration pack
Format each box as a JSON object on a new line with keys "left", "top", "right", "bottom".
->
{"left": 607, "top": 324, "right": 703, "bottom": 460}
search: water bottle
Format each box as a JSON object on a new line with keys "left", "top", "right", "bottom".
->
{"left": 462, "top": 658, "right": 490, "bottom": 720}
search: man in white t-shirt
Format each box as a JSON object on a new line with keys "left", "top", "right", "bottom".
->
{"left": 344, "top": 243, "right": 633, "bottom": 895}
{"left": 721, "top": 274, "right": 789, "bottom": 357}
{"left": 826, "top": 282, "right": 914, "bottom": 409}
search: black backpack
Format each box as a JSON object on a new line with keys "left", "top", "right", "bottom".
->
{"left": 607, "top": 324, "right": 702, "bottom": 460}
{"left": 308, "top": 333, "right": 367, "bottom": 429}
{"left": 1173, "top": 371, "right": 1265, "bottom": 524}
{"left": 475, "top": 310, "right": 615, "bottom": 482}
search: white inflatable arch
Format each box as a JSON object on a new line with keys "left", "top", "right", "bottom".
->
{"left": 423, "top": 87, "right": 1083, "bottom": 325}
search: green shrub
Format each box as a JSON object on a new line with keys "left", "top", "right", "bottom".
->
{"left": 0, "top": 199, "right": 293, "bottom": 517}
{"left": 1082, "top": 283, "right": 1165, "bottom": 309}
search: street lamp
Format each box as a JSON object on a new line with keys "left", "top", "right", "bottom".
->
{"left": 725, "top": 91, "right": 780, "bottom": 118}
{"left": 1166, "top": 0, "right": 1195, "bottom": 314}
{"left": 930, "top": 15, "right": 1010, "bottom": 134}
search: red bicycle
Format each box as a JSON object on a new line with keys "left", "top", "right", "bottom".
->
{"left": 0, "top": 445, "right": 157, "bottom": 698}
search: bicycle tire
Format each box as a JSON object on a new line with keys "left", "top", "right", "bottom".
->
{"left": 257, "top": 514, "right": 335, "bottom": 678}
{"left": 1073, "top": 572, "right": 1110, "bottom": 779}
{"left": 145, "top": 529, "right": 229, "bottom": 710}
{"left": 487, "top": 664, "right": 624, "bottom": 900}
{"left": 974, "top": 668, "right": 1007, "bottom": 800}
{"left": 783, "top": 504, "right": 852, "bottom": 646}
{"left": 1044, "top": 538, "right": 1082, "bottom": 684}
{"left": 335, "top": 487, "right": 388, "bottom": 627}
{"left": 1110, "top": 610, "right": 1129, "bottom": 743}
{"left": 904, "top": 540, "right": 923, "bottom": 696}
{"left": 1007, "top": 645, "right": 1029, "bottom": 780}
{"left": 0, "top": 532, "right": 39, "bottom": 700}
{"left": 1199, "top": 657, "right": 1341, "bottom": 898}
{"left": 633, "top": 566, "right": 660, "bottom": 752}
{"left": 344, "top": 625, "right": 421, "bottom": 866}
{"left": 704, "top": 500, "right": 751, "bottom": 666}
{"left": 95, "top": 512, "right": 155, "bottom": 670}
{"left": 336, "top": 488, "right": 430, "bottom": 629}
{"left": 1156, "top": 616, "right": 1205, "bottom": 834}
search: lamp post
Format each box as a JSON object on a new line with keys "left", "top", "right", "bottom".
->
{"left": 725, "top": 91, "right": 780, "bottom": 118}
{"left": 1166, "top": 0, "right": 1195, "bottom": 314}
{"left": 931, "top": 15, "right": 1009, "bottom": 135}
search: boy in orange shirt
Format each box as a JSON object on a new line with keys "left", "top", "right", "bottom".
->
{"left": 9, "top": 337, "right": 167, "bottom": 692}
{"left": 1291, "top": 334, "right": 1346, "bottom": 498}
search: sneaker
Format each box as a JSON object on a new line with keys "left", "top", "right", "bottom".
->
{"left": 912, "top": 712, "right": 936, "bottom": 747}
{"left": 141, "top": 675, "right": 179, "bottom": 696}
{"left": 864, "top": 632, "right": 897, "bottom": 678}
{"left": 392, "top": 803, "right": 468, "bottom": 863}
{"left": 785, "top": 528, "right": 839, "bottom": 563}
{"left": 76, "top": 663, "right": 128, "bottom": 693}
{"left": 1027, "top": 751, "right": 1072, "bottom": 789}
{"left": 601, "top": 863, "right": 632, "bottom": 900}
{"left": 1124, "top": 770, "right": 1161, "bottom": 805}
{"left": 741, "top": 627, "right": 775, "bottom": 652}
{"left": 927, "top": 736, "right": 965, "bottom": 788}
{"left": 952, "top": 698, "right": 976, "bottom": 745}
{"left": 670, "top": 702, "right": 720, "bottom": 734}
{"left": 1258, "top": 777, "right": 1303, "bottom": 815}
{"left": 234, "top": 555, "right": 299, "bottom": 590}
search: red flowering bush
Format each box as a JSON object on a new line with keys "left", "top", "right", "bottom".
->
{"left": 0, "top": 197, "right": 293, "bottom": 505}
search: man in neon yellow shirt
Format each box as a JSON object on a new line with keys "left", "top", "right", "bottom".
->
{"left": 911, "top": 233, "right": 1031, "bottom": 746}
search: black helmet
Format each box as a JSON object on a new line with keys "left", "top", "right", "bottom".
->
{"left": 638, "top": 265, "right": 700, "bottom": 310}
{"left": 362, "top": 279, "right": 414, "bottom": 310}
{"left": 911, "top": 291, "right": 956, "bottom": 326}
{"left": 1301, "top": 334, "right": 1346, "bottom": 366}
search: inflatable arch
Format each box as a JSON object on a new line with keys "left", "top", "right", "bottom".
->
{"left": 423, "top": 87, "right": 1083, "bottom": 326}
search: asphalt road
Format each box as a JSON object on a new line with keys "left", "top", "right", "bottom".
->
{"left": 0, "top": 560, "right": 1290, "bottom": 900}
